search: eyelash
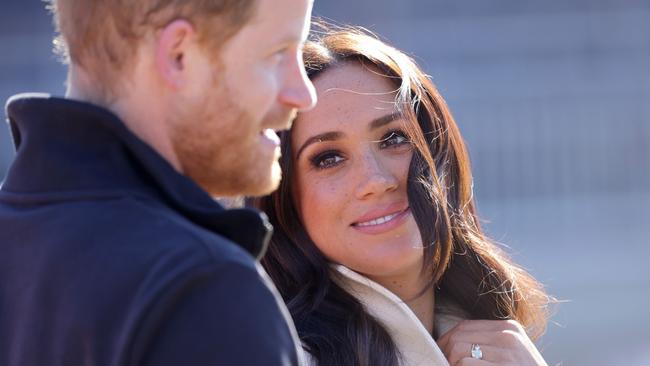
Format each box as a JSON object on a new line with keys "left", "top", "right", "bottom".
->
{"left": 309, "top": 129, "right": 410, "bottom": 170}
{"left": 379, "top": 129, "right": 410, "bottom": 149}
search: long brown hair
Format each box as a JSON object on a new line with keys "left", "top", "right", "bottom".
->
{"left": 250, "top": 23, "right": 552, "bottom": 366}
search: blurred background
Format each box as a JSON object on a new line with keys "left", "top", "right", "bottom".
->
{"left": 2, "top": 1, "right": 649, "bottom": 365}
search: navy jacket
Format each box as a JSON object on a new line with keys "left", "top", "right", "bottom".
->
{"left": 0, "top": 94, "right": 301, "bottom": 366}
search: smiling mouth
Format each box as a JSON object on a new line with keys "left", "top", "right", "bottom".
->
{"left": 260, "top": 128, "right": 280, "bottom": 144}
{"left": 352, "top": 208, "right": 409, "bottom": 227}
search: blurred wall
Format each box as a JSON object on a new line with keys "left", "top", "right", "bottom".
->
{"left": 310, "top": 2, "right": 650, "bottom": 365}
{"left": 1, "top": 1, "right": 67, "bottom": 175}
{"left": 2, "top": 1, "right": 649, "bottom": 365}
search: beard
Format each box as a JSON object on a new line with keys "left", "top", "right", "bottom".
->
{"left": 170, "top": 72, "right": 292, "bottom": 197}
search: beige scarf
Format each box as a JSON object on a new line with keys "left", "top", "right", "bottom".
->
{"left": 301, "top": 265, "right": 467, "bottom": 366}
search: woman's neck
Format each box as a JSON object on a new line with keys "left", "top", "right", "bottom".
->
{"left": 367, "top": 270, "right": 436, "bottom": 335}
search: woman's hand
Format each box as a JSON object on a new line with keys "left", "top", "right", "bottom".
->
{"left": 437, "top": 320, "right": 548, "bottom": 366}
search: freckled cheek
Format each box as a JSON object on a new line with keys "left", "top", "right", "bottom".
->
{"left": 396, "top": 152, "right": 413, "bottom": 184}
{"left": 300, "top": 180, "right": 352, "bottom": 241}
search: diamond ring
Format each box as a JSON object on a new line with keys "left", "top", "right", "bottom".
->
{"left": 471, "top": 344, "right": 483, "bottom": 359}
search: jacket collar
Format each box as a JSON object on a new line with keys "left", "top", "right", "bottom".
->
{"left": 3, "top": 93, "right": 271, "bottom": 258}
{"left": 332, "top": 265, "right": 467, "bottom": 366}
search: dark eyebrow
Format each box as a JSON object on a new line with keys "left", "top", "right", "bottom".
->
{"left": 295, "top": 131, "right": 343, "bottom": 160}
{"left": 295, "top": 113, "right": 401, "bottom": 160}
{"left": 369, "top": 113, "right": 401, "bottom": 131}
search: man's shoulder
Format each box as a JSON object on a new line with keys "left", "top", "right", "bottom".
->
{"left": 2, "top": 192, "right": 260, "bottom": 271}
{"left": 0, "top": 192, "right": 294, "bottom": 366}
{"left": 94, "top": 194, "right": 258, "bottom": 265}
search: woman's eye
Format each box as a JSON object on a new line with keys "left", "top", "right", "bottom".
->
{"left": 311, "top": 152, "right": 345, "bottom": 169}
{"left": 379, "top": 130, "right": 410, "bottom": 149}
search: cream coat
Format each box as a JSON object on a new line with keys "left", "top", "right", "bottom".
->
{"left": 301, "top": 265, "right": 467, "bottom": 366}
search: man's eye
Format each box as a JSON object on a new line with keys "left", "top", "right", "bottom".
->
{"left": 310, "top": 152, "right": 344, "bottom": 169}
{"left": 379, "top": 130, "right": 410, "bottom": 149}
{"left": 269, "top": 48, "right": 288, "bottom": 63}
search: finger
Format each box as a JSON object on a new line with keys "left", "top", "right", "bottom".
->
{"left": 453, "top": 357, "right": 497, "bottom": 366}
{"left": 445, "top": 342, "right": 501, "bottom": 365}
{"left": 454, "top": 319, "right": 524, "bottom": 333}
{"left": 440, "top": 328, "right": 529, "bottom": 354}
{"left": 438, "top": 329, "right": 500, "bottom": 355}
{"left": 437, "top": 330, "right": 450, "bottom": 351}
{"left": 437, "top": 321, "right": 466, "bottom": 350}
{"left": 438, "top": 319, "right": 520, "bottom": 350}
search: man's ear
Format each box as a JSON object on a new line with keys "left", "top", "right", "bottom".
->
{"left": 154, "top": 19, "right": 196, "bottom": 89}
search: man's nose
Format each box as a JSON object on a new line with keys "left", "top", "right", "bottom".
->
{"left": 278, "top": 54, "right": 317, "bottom": 111}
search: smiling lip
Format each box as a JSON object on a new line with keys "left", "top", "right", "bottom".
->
{"left": 260, "top": 129, "right": 280, "bottom": 145}
{"left": 351, "top": 204, "right": 411, "bottom": 235}
{"left": 259, "top": 129, "right": 283, "bottom": 155}
{"left": 259, "top": 116, "right": 293, "bottom": 150}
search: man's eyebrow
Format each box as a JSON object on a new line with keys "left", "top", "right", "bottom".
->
{"left": 369, "top": 113, "right": 401, "bottom": 131}
{"left": 295, "top": 131, "right": 343, "bottom": 160}
{"left": 278, "top": 34, "right": 304, "bottom": 45}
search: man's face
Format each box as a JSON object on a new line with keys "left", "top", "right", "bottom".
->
{"left": 171, "top": 0, "right": 316, "bottom": 197}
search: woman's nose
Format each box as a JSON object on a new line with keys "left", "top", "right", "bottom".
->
{"left": 354, "top": 150, "right": 399, "bottom": 200}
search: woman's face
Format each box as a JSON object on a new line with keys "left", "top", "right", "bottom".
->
{"left": 291, "top": 62, "right": 424, "bottom": 280}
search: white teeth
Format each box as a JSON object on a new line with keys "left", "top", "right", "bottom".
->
{"left": 356, "top": 212, "right": 400, "bottom": 227}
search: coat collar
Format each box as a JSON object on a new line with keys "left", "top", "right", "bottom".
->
{"left": 3, "top": 93, "right": 271, "bottom": 258}
{"left": 331, "top": 265, "right": 467, "bottom": 366}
